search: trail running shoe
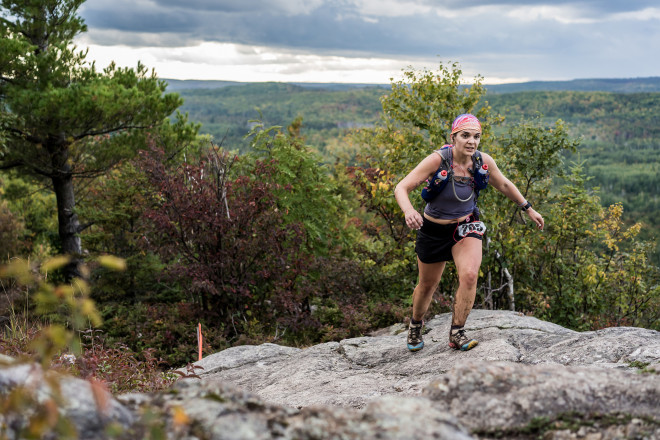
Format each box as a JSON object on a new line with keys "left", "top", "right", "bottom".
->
{"left": 407, "top": 320, "right": 424, "bottom": 351}
{"left": 448, "top": 328, "right": 478, "bottom": 351}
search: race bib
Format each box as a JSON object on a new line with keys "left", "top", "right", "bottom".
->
{"left": 457, "top": 221, "right": 487, "bottom": 238}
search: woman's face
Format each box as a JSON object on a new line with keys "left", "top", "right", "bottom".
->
{"left": 452, "top": 129, "right": 481, "bottom": 155}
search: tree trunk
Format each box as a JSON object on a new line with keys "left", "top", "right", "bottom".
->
{"left": 51, "top": 144, "right": 83, "bottom": 280}
{"left": 503, "top": 267, "right": 515, "bottom": 311}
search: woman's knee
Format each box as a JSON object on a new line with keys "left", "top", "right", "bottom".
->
{"left": 416, "top": 280, "right": 438, "bottom": 296}
{"left": 458, "top": 268, "right": 479, "bottom": 288}
{"left": 417, "top": 260, "right": 445, "bottom": 293}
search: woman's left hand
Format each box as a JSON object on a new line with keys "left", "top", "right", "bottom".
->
{"left": 526, "top": 208, "right": 544, "bottom": 231}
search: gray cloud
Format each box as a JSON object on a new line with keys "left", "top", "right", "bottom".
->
{"left": 423, "top": 0, "right": 658, "bottom": 15}
{"left": 78, "top": 0, "right": 660, "bottom": 80}
{"left": 152, "top": 0, "right": 272, "bottom": 12}
{"left": 151, "top": 0, "right": 326, "bottom": 14}
{"left": 81, "top": 0, "right": 199, "bottom": 33}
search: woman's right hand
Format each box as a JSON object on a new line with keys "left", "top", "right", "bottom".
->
{"left": 405, "top": 210, "right": 423, "bottom": 230}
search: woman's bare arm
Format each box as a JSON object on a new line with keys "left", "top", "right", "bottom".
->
{"left": 394, "top": 153, "right": 442, "bottom": 230}
{"left": 482, "top": 152, "right": 545, "bottom": 230}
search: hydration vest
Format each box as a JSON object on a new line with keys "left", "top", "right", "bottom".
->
{"left": 421, "top": 144, "right": 490, "bottom": 204}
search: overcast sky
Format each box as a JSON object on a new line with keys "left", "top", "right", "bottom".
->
{"left": 75, "top": 0, "right": 660, "bottom": 84}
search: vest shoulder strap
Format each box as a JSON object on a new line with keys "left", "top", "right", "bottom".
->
{"left": 434, "top": 144, "right": 453, "bottom": 170}
{"left": 436, "top": 146, "right": 484, "bottom": 174}
{"left": 471, "top": 150, "right": 483, "bottom": 170}
{"left": 471, "top": 150, "right": 489, "bottom": 192}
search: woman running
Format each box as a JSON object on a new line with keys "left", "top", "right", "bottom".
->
{"left": 394, "top": 114, "right": 544, "bottom": 351}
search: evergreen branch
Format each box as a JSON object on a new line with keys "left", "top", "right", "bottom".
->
{"left": 73, "top": 123, "right": 155, "bottom": 140}
{"left": 0, "top": 160, "right": 22, "bottom": 170}
{"left": 6, "top": 126, "right": 43, "bottom": 144}
{"left": 77, "top": 222, "right": 94, "bottom": 233}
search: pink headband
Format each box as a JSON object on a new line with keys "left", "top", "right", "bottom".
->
{"left": 451, "top": 114, "right": 481, "bottom": 134}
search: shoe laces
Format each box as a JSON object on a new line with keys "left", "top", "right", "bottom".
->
{"left": 409, "top": 322, "right": 423, "bottom": 339}
{"left": 452, "top": 328, "right": 467, "bottom": 342}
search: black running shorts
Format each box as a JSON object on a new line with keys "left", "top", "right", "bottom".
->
{"left": 415, "top": 215, "right": 485, "bottom": 264}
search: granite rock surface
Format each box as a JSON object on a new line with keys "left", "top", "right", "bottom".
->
{"left": 2, "top": 310, "right": 659, "bottom": 439}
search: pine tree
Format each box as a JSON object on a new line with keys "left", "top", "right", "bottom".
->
{"left": 0, "top": 0, "right": 197, "bottom": 278}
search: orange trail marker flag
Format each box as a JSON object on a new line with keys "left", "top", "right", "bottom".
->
{"left": 197, "top": 323, "right": 203, "bottom": 361}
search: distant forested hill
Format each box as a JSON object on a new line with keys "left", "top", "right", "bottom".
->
{"left": 167, "top": 77, "right": 660, "bottom": 93}
{"left": 177, "top": 82, "right": 384, "bottom": 156}
{"left": 480, "top": 91, "right": 660, "bottom": 260}
{"left": 173, "top": 78, "right": 660, "bottom": 155}
{"left": 484, "top": 77, "right": 660, "bottom": 93}
{"left": 174, "top": 80, "right": 660, "bottom": 262}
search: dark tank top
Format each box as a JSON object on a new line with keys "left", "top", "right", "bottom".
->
{"left": 423, "top": 148, "right": 477, "bottom": 220}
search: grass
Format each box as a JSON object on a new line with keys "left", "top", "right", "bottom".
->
{"left": 0, "top": 275, "right": 44, "bottom": 358}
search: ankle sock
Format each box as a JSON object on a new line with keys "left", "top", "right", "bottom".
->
{"left": 411, "top": 317, "right": 423, "bottom": 325}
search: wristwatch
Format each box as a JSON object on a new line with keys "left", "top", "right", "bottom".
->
{"left": 521, "top": 201, "right": 532, "bottom": 211}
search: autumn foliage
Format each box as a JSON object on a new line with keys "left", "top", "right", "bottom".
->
{"left": 138, "top": 144, "right": 313, "bottom": 339}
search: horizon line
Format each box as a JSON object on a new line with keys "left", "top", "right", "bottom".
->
{"left": 162, "top": 76, "right": 660, "bottom": 86}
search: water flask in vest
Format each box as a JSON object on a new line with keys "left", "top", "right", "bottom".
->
{"left": 421, "top": 169, "right": 449, "bottom": 202}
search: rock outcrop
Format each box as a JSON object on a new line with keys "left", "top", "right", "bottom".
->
{"left": 196, "top": 310, "right": 659, "bottom": 405}
{"left": 1, "top": 310, "right": 659, "bottom": 439}
{"left": 0, "top": 361, "right": 133, "bottom": 438}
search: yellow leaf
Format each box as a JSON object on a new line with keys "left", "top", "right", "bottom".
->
{"left": 0, "top": 259, "right": 33, "bottom": 285}
{"left": 172, "top": 406, "right": 190, "bottom": 427}
{"left": 80, "top": 298, "right": 97, "bottom": 316}
{"left": 41, "top": 255, "right": 71, "bottom": 274}
{"left": 55, "top": 285, "right": 75, "bottom": 299}
{"left": 97, "top": 255, "right": 127, "bottom": 271}
{"left": 72, "top": 278, "right": 91, "bottom": 296}
{"left": 79, "top": 263, "right": 91, "bottom": 280}
{"left": 81, "top": 299, "right": 102, "bottom": 326}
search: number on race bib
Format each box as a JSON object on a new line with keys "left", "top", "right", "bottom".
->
{"left": 457, "top": 221, "right": 487, "bottom": 238}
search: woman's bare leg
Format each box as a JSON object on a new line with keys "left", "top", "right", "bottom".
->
{"left": 412, "top": 257, "right": 446, "bottom": 321}
{"left": 450, "top": 237, "right": 483, "bottom": 326}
